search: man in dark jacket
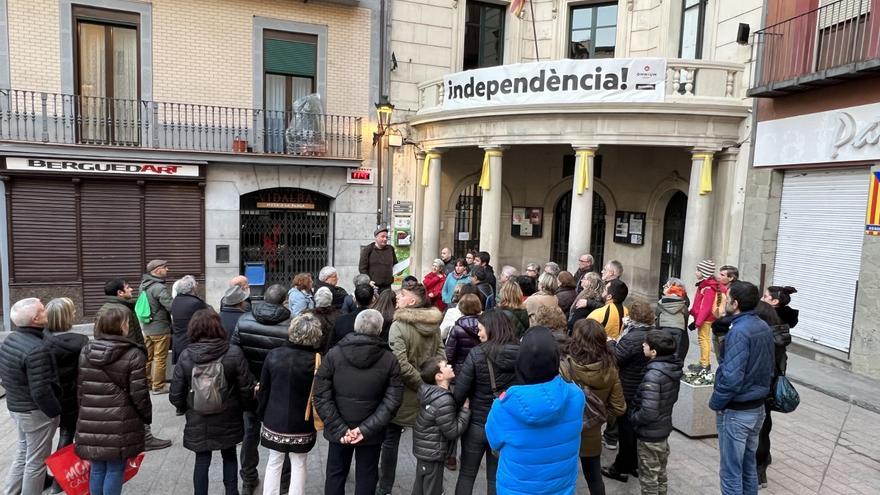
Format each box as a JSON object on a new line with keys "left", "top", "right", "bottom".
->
{"left": 231, "top": 284, "right": 293, "bottom": 495}
{"left": 330, "top": 284, "right": 374, "bottom": 349}
{"left": 471, "top": 266, "right": 496, "bottom": 310}
{"left": 629, "top": 330, "right": 683, "bottom": 495}
{"left": 170, "top": 275, "right": 208, "bottom": 364}
{"left": 314, "top": 309, "right": 404, "bottom": 495}
{"left": 140, "top": 259, "right": 173, "bottom": 394}
{"left": 219, "top": 285, "right": 249, "bottom": 338}
{"left": 709, "top": 281, "right": 775, "bottom": 495}
{"left": 0, "top": 298, "right": 61, "bottom": 495}
{"left": 475, "top": 251, "right": 497, "bottom": 291}
{"left": 359, "top": 227, "right": 398, "bottom": 293}
{"left": 315, "top": 266, "right": 350, "bottom": 310}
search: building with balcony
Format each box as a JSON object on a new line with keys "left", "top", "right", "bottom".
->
{"left": 386, "top": 0, "right": 760, "bottom": 301}
{"left": 0, "top": 0, "right": 382, "bottom": 325}
{"left": 743, "top": 0, "right": 880, "bottom": 378}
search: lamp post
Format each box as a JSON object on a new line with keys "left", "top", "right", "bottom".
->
{"left": 374, "top": 97, "right": 394, "bottom": 227}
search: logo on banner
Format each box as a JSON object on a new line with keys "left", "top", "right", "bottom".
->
{"left": 868, "top": 167, "right": 880, "bottom": 236}
{"left": 4, "top": 158, "right": 201, "bottom": 177}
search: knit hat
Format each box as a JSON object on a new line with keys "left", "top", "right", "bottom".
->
{"left": 314, "top": 287, "right": 333, "bottom": 308}
{"left": 697, "top": 259, "right": 716, "bottom": 280}
{"left": 221, "top": 286, "right": 248, "bottom": 306}
{"left": 146, "top": 259, "right": 167, "bottom": 272}
{"left": 516, "top": 326, "right": 560, "bottom": 385}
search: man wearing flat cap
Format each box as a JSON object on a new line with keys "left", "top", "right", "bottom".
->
{"left": 140, "top": 259, "right": 173, "bottom": 394}
{"left": 359, "top": 226, "right": 398, "bottom": 293}
{"left": 219, "top": 285, "right": 249, "bottom": 338}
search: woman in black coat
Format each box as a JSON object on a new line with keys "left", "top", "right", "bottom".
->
{"left": 170, "top": 309, "right": 256, "bottom": 495}
{"left": 171, "top": 275, "right": 209, "bottom": 364}
{"left": 256, "top": 313, "right": 324, "bottom": 494}
{"left": 43, "top": 298, "right": 89, "bottom": 449}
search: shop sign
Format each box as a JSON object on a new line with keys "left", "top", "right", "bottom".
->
{"left": 754, "top": 101, "right": 880, "bottom": 167}
{"left": 4, "top": 157, "right": 201, "bottom": 177}
{"left": 255, "top": 189, "right": 316, "bottom": 210}
{"left": 347, "top": 167, "right": 374, "bottom": 185}
{"left": 868, "top": 166, "right": 880, "bottom": 236}
{"left": 442, "top": 58, "right": 666, "bottom": 110}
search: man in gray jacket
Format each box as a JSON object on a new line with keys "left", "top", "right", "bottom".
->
{"left": 140, "top": 259, "right": 173, "bottom": 394}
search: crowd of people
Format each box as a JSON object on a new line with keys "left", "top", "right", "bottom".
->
{"left": 0, "top": 227, "right": 800, "bottom": 495}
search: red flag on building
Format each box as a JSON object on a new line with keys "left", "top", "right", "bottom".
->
{"left": 510, "top": 0, "right": 525, "bottom": 17}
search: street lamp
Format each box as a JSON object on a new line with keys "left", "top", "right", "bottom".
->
{"left": 374, "top": 97, "right": 395, "bottom": 143}
{"left": 374, "top": 96, "right": 394, "bottom": 227}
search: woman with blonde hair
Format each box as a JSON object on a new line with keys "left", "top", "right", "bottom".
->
{"left": 525, "top": 272, "right": 560, "bottom": 326}
{"left": 568, "top": 272, "right": 605, "bottom": 331}
{"left": 497, "top": 281, "right": 529, "bottom": 338}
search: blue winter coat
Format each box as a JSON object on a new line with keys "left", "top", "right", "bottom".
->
{"left": 441, "top": 272, "right": 469, "bottom": 305}
{"left": 485, "top": 375, "right": 584, "bottom": 495}
{"left": 709, "top": 311, "right": 775, "bottom": 411}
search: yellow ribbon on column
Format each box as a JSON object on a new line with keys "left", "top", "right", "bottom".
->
{"left": 479, "top": 150, "right": 503, "bottom": 190}
{"left": 694, "top": 152, "right": 714, "bottom": 195}
{"left": 420, "top": 152, "right": 440, "bottom": 187}
{"left": 575, "top": 149, "right": 595, "bottom": 195}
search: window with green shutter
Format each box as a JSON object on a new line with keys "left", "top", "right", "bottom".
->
{"left": 263, "top": 31, "right": 318, "bottom": 152}
{"left": 264, "top": 38, "right": 317, "bottom": 78}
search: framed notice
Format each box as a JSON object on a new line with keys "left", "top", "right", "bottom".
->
{"left": 613, "top": 211, "right": 646, "bottom": 246}
{"left": 511, "top": 207, "right": 543, "bottom": 238}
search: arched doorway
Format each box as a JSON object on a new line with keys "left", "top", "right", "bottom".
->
{"left": 551, "top": 192, "right": 606, "bottom": 271}
{"left": 240, "top": 188, "right": 331, "bottom": 287}
{"left": 658, "top": 191, "right": 688, "bottom": 294}
{"left": 454, "top": 183, "right": 482, "bottom": 258}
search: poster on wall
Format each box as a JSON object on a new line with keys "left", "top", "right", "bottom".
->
{"left": 613, "top": 211, "right": 646, "bottom": 246}
{"left": 393, "top": 215, "right": 412, "bottom": 283}
{"left": 511, "top": 207, "right": 543, "bottom": 238}
{"left": 868, "top": 166, "right": 880, "bottom": 236}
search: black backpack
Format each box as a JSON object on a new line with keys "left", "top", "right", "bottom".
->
{"left": 189, "top": 358, "right": 228, "bottom": 415}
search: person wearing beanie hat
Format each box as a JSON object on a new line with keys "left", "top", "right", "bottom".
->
{"left": 304, "top": 287, "right": 341, "bottom": 354}
{"left": 485, "top": 327, "right": 585, "bottom": 495}
{"left": 689, "top": 259, "right": 725, "bottom": 373}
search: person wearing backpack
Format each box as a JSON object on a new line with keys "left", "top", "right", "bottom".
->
{"left": 256, "top": 313, "right": 324, "bottom": 495}
{"left": 138, "top": 259, "right": 174, "bottom": 394}
{"left": 75, "top": 307, "right": 151, "bottom": 495}
{"left": 559, "top": 319, "right": 626, "bottom": 495}
{"left": 170, "top": 309, "right": 256, "bottom": 495}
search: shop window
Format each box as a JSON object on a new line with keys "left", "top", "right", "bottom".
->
{"left": 569, "top": 2, "right": 618, "bottom": 59}
{"left": 463, "top": 1, "right": 505, "bottom": 70}
{"left": 679, "top": 0, "right": 708, "bottom": 59}
{"left": 74, "top": 7, "right": 139, "bottom": 145}
{"left": 264, "top": 31, "right": 318, "bottom": 152}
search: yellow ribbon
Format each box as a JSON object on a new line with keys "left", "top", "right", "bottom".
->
{"left": 694, "top": 152, "right": 714, "bottom": 195}
{"left": 420, "top": 152, "right": 440, "bottom": 187}
{"left": 479, "top": 150, "right": 503, "bottom": 190}
{"left": 575, "top": 149, "right": 595, "bottom": 195}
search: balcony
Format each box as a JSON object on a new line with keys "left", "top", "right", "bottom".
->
{"left": 750, "top": 0, "right": 880, "bottom": 97}
{"left": 0, "top": 89, "right": 363, "bottom": 162}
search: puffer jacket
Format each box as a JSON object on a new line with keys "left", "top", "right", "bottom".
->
{"left": 389, "top": 306, "right": 445, "bottom": 426}
{"left": 776, "top": 305, "right": 799, "bottom": 329}
{"left": 314, "top": 280, "right": 349, "bottom": 310}
{"left": 453, "top": 343, "right": 519, "bottom": 425}
{"left": 690, "top": 277, "right": 723, "bottom": 327}
{"left": 256, "top": 343, "right": 317, "bottom": 453}
{"left": 413, "top": 384, "right": 470, "bottom": 462}
{"left": 170, "top": 338, "right": 255, "bottom": 452}
{"left": 559, "top": 356, "right": 626, "bottom": 457}
{"left": 171, "top": 293, "right": 209, "bottom": 364}
{"left": 445, "top": 315, "right": 481, "bottom": 375}
{"left": 629, "top": 355, "right": 683, "bottom": 442}
{"left": 96, "top": 297, "right": 144, "bottom": 348}
{"left": 139, "top": 273, "right": 172, "bottom": 336}
{"left": 75, "top": 335, "right": 151, "bottom": 461}
{"left": 314, "top": 333, "right": 404, "bottom": 446}
{"left": 231, "top": 301, "right": 292, "bottom": 378}
{"left": 501, "top": 307, "right": 530, "bottom": 338}
{"left": 771, "top": 323, "right": 792, "bottom": 379}
{"left": 709, "top": 311, "right": 775, "bottom": 411}
{"left": 42, "top": 330, "right": 89, "bottom": 428}
{"left": 614, "top": 324, "right": 653, "bottom": 402}
{"left": 656, "top": 296, "right": 688, "bottom": 331}
{"left": 0, "top": 326, "right": 61, "bottom": 417}
{"left": 486, "top": 375, "right": 585, "bottom": 495}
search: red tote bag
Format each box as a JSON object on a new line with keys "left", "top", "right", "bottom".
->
{"left": 45, "top": 444, "right": 145, "bottom": 495}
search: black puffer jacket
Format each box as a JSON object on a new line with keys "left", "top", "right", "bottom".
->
{"left": 170, "top": 338, "right": 255, "bottom": 453}
{"left": 256, "top": 343, "right": 317, "bottom": 453}
{"left": 771, "top": 324, "right": 792, "bottom": 379}
{"left": 75, "top": 336, "right": 151, "bottom": 461}
{"left": 231, "top": 301, "right": 292, "bottom": 378}
{"left": 0, "top": 326, "right": 61, "bottom": 417}
{"left": 413, "top": 384, "right": 470, "bottom": 462}
{"left": 445, "top": 315, "right": 481, "bottom": 375}
{"left": 315, "top": 280, "right": 349, "bottom": 310}
{"left": 453, "top": 343, "right": 519, "bottom": 425}
{"left": 43, "top": 330, "right": 89, "bottom": 428}
{"left": 775, "top": 306, "right": 799, "bottom": 329}
{"left": 630, "top": 355, "right": 683, "bottom": 441}
{"left": 171, "top": 293, "right": 209, "bottom": 364}
{"left": 614, "top": 324, "right": 653, "bottom": 402}
{"left": 501, "top": 308, "right": 529, "bottom": 339}
{"left": 314, "top": 333, "right": 403, "bottom": 446}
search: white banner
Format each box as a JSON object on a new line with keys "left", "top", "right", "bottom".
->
{"left": 4, "top": 158, "right": 201, "bottom": 177}
{"left": 442, "top": 58, "right": 666, "bottom": 110}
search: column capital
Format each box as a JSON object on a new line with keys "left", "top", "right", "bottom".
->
{"left": 479, "top": 145, "right": 508, "bottom": 152}
{"left": 572, "top": 144, "right": 599, "bottom": 152}
{"left": 690, "top": 147, "right": 719, "bottom": 158}
{"left": 416, "top": 149, "right": 444, "bottom": 160}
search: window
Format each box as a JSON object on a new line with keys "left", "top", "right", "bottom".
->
{"left": 679, "top": 0, "right": 708, "bottom": 59}
{"left": 569, "top": 2, "right": 618, "bottom": 59}
{"left": 463, "top": 2, "right": 505, "bottom": 70}
{"left": 263, "top": 31, "right": 318, "bottom": 152}
{"left": 75, "top": 7, "right": 139, "bottom": 144}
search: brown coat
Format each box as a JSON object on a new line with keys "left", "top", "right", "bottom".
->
{"left": 525, "top": 293, "right": 559, "bottom": 326}
{"left": 560, "top": 355, "right": 626, "bottom": 457}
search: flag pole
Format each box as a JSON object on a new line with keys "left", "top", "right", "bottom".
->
{"left": 528, "top": 0, "right": 539, "bottom": 61}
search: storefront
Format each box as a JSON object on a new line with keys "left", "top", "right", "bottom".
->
{"left": 0, "top": 157, "right": 205, "bottom": 322}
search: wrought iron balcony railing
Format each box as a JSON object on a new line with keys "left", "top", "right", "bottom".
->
{"left": 0, "top": 89, "right": 363, "bottom": 160}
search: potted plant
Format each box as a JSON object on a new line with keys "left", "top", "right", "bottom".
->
{"left": 671, "top": 371, "right": 717, "bottom": 438}
{"left": 232, "top": 136, "right": 248, "bottom": 153}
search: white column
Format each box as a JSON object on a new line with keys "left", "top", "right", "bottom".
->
{"left": 479, "top": 146, "right": 505, "bottom": 260}
{"left": 567, "top": 145, "right": 598, "bottom": 273}
{"left": 420, "top": 150, "right": 443, "bottom": 276}
{"left": 681, "top": 149, "right": 716, "bottom": 291}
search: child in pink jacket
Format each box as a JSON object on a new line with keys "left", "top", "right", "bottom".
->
{"left": 688, "top": 259, "right": 725, "bottom": 373}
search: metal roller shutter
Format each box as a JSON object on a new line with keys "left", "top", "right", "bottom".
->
{"left": 144, "top": 182, "right": 204, "bottom": 281}
{"left": 773, "top": 168, "right": 869, "bottom": 352}
{"left": 10, "top": 179, "right": 78, "bottom": 281}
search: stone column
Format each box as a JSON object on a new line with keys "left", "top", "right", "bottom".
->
{"left": 567, "top": 145, "right": 598, "bottom": 273}
{"left": 479, "top": 146, "right": 505, "bottom": 260}
{"left": 681, "top": 149, "right": 716, "bottom": 291}
{"left": 420, "top": 150, "right": 443, "bottom": 276}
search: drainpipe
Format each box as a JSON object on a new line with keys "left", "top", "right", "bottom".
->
{"left": 0, "top": 177, "right": 10, "bottom": 332}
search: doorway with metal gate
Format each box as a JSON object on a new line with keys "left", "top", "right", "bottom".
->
{"left": 240, "top": 188, "right": 330, "bottom": 288}
{"left": 658, "top": 191, "right": 688, "bottom": 295}
{"left": 551, "top": 192, "right": 607, "bottom": 271}
{"left": 454, "top": 183, "right": 482, "bottom": 258}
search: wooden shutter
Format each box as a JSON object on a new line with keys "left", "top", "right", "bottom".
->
{"left": 10, "top": 179, "right": 78, "bottom": 282}
{"left": 144, "top": 182, "right": 203, "bottom": 280}
{"left": 264, "top": 37, "right": 317, "bottom": 77}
